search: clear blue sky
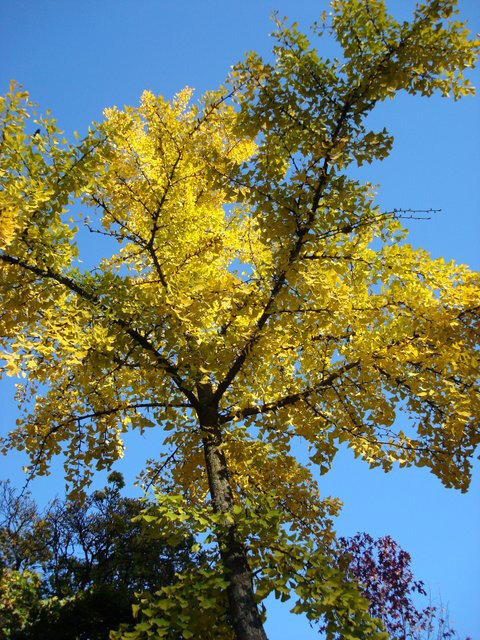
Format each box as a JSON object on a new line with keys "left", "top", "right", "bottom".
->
{"left": 1, "top": 1, "right": 479, "bottom": 638}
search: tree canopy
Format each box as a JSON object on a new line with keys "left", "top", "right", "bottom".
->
{"left": 0, "top": 0, "right": 478, "bottom": 638}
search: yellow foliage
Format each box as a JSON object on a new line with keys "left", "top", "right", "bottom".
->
{"left": 0, "top": 0, "right": 478, "bottom": 564}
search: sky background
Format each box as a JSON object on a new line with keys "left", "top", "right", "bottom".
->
{"left": 1, "top": 1, "right": 479, "bottom": 638}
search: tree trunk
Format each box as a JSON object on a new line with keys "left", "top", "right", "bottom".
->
{"left": 197, "top": 381, "right": 268, "bottom": 640}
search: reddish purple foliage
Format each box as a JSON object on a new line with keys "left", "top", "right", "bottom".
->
{"left": 338, "top": 533, "right": 456, "bottom": 640}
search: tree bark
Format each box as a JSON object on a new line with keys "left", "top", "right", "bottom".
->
{"left": 197, "top": 381, "right": 268, "bottom": 640}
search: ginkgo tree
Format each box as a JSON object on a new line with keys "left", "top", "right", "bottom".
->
{"left": 1, "top": 0, "right": 479, "bottom": 638}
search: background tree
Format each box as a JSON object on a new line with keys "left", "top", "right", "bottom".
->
{"left": 0, "top": 480, "right": 48, "bottom": 573}
{"left": 0, "top": 475, "right": 198, "bottom": 640}
{"left": 0, "top": 1, "right": 478, "bottom": 638}
{"left": 336, "top": 534, "right": 459, "bottom": 640}
{"left": 0, "top": 569, "right": 40, "bottom": 640}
